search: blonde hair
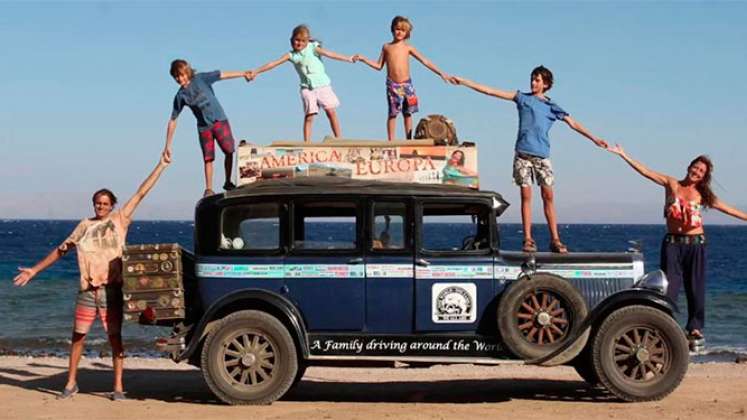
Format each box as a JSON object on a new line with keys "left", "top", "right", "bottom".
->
{"left": 291, "top": 24, "right": 319, "bottom": 45}
{"left": 390, "top": 16, "right": 413, "bottom": 39}
{"left": 169, "top": 59, "right": 194, "bottom": 80}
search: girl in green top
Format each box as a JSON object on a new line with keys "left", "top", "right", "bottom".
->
{"left": 249, "top": 25, "right": 356, "bottom": 143}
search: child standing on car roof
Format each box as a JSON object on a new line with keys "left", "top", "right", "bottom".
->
{"left": 354, "top": 16, "right": 452, "bottom": 141}
{"left": 451, "top": 66, "right": 608, "bottom": 253}
{"left": 164, "top": 59, "right": 253, "bottom": 198}
{"left": 247, "top": 24, "right": 355, "bottom": 143}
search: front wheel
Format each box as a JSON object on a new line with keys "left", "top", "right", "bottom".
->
{"left": 201, "top": 310, "right": 298, "bottom": 405}
{"left": 592, "top": 305, "right": 689, "bottom": 402}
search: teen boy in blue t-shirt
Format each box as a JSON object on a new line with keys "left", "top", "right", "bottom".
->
{"left": 164, "top": 59, "right": 253, "bottom": 197}
{"left": 452, "top": 66, "right": 608, "bottom": 253}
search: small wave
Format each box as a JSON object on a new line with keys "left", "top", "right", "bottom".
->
{"left": 690, "top": 345, "right": 747, "bottom": 363}
{"left": 694, "top": 345, "right": 747, "bottom": 356}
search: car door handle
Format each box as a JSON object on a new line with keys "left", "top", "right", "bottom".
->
{"left": 416, "top": 258, "right": 430, "bottom": 267}
{"left": 348, "top": 257, "right": 364, "bottom": 264}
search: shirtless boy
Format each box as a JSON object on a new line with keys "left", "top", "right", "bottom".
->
{"left": 355, "top": 16, "right": 451, "bottom": 140}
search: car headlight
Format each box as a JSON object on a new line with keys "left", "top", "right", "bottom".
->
{"left": 635, "top": 269, "right": 668, "bottom": 295}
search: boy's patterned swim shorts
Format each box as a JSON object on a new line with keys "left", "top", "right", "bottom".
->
{"left": 198, "top": 120, "right": 235, "bottom": 162}
{"left": 512, "top": 152, "right": 555, "bottom": 187}
{"left": 386, "top": 78, "right": 419, "bottom": 117}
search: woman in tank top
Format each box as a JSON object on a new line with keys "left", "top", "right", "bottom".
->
{"left": 608, "top": 144, "right": 747, "bottom": 347}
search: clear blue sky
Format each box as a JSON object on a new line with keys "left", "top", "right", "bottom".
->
{"left": 1, "top": 1, "right": 745, "bottom": 223}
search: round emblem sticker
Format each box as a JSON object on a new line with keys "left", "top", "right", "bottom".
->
{"left": 433, "top": 284, "right": 476, "bottom": 323}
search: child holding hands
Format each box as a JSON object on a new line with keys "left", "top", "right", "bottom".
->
{"left": 452, "top": 66, "right": 608, "bottom": 253}
{"left": 165, "top": 59, "right": 253, "bottom": 197}
{"left": 247, "top": 25, "right": 354, "bottom": 143}
{"left": 355, "top": 16, "right": 451, "bottom": 140}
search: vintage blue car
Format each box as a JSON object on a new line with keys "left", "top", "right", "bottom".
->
{"left": 126, "top": 177, "right": 689, "bottom": 405}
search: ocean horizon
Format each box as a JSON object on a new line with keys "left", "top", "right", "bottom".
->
{"left": 2, "top": 220, "right": 745, "bottom": 363}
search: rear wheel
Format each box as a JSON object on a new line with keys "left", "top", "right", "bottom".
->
{"left": 201, "top": 310, "right": 298, "bottom": 405}
{"left": 292, "top": 361, "right": 307, "bottom": 387}
{"left": 498, "top": 274, "right": 589, "bottom": 365}
{"left": 592, "top": 305, "right": 689, "bottom": 402}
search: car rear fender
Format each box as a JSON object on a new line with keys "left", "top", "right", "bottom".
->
{"left": 177, "top": 289, "right": 309, "bottom": 361}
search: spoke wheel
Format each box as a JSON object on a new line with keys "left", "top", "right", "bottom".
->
{"left": 219, "top": 330, "right": 277, "bottom": 388}
{"left": 517, "top": 289, "right": 571, "bottom": 346}
{"left": 498, "top": 274, "right": 588, "bottom": 366}
{"left": 612, "top": 326, "right": 671, "bottom": 382}
{"left": 201, "top": 310, "right": 298, "bottom": 405}
{"left": 592, "top": 305, "right": 689, "bottom": 402}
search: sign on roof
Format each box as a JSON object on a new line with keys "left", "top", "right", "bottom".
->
{"left": 236, "top": 142, "right": 479, "bottom": 189}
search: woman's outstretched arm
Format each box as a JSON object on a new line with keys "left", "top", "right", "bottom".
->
{"left": 712, "top": 199, "right": 747, "bottom": 221}
{"left": 607, "top": 144, "right": 672, "bottom": 187}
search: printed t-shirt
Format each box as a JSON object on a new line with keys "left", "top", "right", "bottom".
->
{"left": 513, "top": 91, "right": 569, "bottom": 159}
{"left": 59, "top": 211, "right": 130, "bottom": 291}
{"left": 289, "top": 42, "right": 331, "bottom": 89}
{"left": 171, "top": 71, "right": 228, "bottom": 130}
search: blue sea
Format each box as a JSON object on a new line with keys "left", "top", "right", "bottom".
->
{"left": 1, "top": 220, "right": 746, "bottom": 362}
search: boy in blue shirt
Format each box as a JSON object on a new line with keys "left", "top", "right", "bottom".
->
{"left": 452, "top": 66, "right": 608, "bottom": 253}
{"left": 164, "top": 59, "right": 253, "bottom": 197}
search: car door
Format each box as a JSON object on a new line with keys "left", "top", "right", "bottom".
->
{"left": 284, "top": 197, "right": 366, "bottom": 331}
{"left": 364, "top": 199, "right": 414, "bottom": 333}
{"left": 414, "top": 199, "right": 495, "bottom": 332}
{"left": 195, "top": 200, "right": 286, "bottom": 309}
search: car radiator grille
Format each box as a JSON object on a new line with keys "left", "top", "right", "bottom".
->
{"left": 568, "top": 278, "right": 635, "bottom": 309}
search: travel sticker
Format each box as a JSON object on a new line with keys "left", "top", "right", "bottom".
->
{"left": 416, "top": 265, "right": 493, "bottom": 279}
{"left": 366, "top": 264, "right": 413, "bottom": 278}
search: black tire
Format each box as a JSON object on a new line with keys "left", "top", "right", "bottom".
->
{"left": 200, "top": 310, "right": 298, "bottom": 405}
{"left": 292, "top": 361, "right": 307, "bottom": 388}
{"left": 570, "top": 345, "right": 601, "bottom": 386}
{"left": 498, "top": 274, "right": 589, "bottom": 366}
{"left": 592, "top": 305, "right": 689, "bottom": 402}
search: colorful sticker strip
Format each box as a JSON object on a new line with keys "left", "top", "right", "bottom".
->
{"left": 416, "top": 265, "right": 494, "bottom": 279}
{"left": 196, "top": 263, "right": 635, "bottom": 280}
{"left": 197, "top": 264, "right": 364, "bottom": 279}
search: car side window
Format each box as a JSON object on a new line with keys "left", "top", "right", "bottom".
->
{"left": 293, "top": 201, "right": 358, "bottom": 250}
{"left": 220, "top": 203, "right": 280, "bottom": 251}
{"left": 371, "top": 202, "right": 406, "bottom": 251}
{"left": 421, "top": 202, "right": 491, "bottom": 252}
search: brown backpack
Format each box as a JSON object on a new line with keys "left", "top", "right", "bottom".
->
{"left": 414, "top": 114, "right": 458, "bottom": 145}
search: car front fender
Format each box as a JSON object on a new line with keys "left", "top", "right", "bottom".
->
{"left": 526, "top": 288, "right": 677, "bottom": 365}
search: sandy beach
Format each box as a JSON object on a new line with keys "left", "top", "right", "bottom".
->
{"left": 1, "top": 356, "right": 745, "bottom": 420}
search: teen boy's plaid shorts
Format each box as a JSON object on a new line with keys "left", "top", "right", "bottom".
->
{"left": 198, "top": 120, "right": 235, "bottom": 162}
